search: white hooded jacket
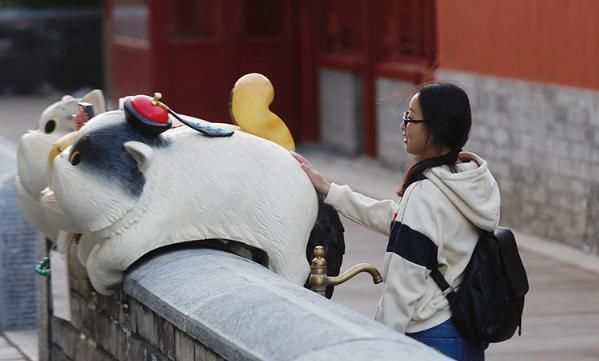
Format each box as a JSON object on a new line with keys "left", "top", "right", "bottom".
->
{"left": 324, "top": 152, "right": 501, "bottom": 333}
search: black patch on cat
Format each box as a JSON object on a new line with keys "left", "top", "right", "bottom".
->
{"left": 71, "top": 121, "right": 171, "bottom": 198}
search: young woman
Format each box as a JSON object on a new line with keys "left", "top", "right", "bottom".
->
{"left": 292, "top": 83, "right": 500, "bottom": 360}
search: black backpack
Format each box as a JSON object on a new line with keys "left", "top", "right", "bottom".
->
{"left": 428, "top": 227, "right": 529, "bottom": 346}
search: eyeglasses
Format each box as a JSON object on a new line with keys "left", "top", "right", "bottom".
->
{"left": 402, "top": 111, "right": 425, "bottom": 126}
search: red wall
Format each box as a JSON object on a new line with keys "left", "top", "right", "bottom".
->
{"left": 436, "top": 0, "right": 599, "bottom": 90}
{"left": 111, "top": 42, "right": 152, "bottom": 101}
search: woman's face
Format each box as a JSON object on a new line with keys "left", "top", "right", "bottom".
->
{"left": 402, "top": 93, "right": 432, "bottom": 158}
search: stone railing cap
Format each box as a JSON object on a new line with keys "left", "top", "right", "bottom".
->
{"left": 124, "top": 248, "right": 448, "bottom": 361}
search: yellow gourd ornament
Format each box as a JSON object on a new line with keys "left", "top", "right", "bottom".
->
{"left": 231, "top": 73, "right": 295, "bottom": 151}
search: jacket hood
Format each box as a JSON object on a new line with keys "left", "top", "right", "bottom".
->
{"left": 423, "top": 152, "right": 500, "bottom": 231}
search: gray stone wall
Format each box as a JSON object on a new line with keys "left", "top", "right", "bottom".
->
{"left": 45, "top": 247, "right": 447, "bottom": 361}
{"left": 437, "top": 70, "right": 599, "bottom": 252}
{"left": 50, "top": 295, "right": 226, "bottom": 361}
{"left": 319, "top": 68, "right": 363, "bottom": 155}
{"left": 375, "top": 78, "right": 417, "bottom": 169}
{"left": 327, "top": 69, "right": 599, "bottom": 252}
{"left": 48, "top": 246, "right": 227, "bottom": 361}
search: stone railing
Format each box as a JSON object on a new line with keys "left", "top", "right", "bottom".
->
{"left": 42, "top": 246, "right": 447, "bottom": 360}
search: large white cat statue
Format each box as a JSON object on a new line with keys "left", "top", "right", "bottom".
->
{"left": 44, "top": 109, "right": 319, "bottom": 295}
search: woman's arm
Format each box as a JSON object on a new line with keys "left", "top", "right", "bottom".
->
{"left": 326, "top": 183, "right": 396, "bottom": 235}
{"left": 291, "top": 152, "right": 331, "bottom": 195}
{"left": 292, "top": 152, "right": 396, "bottom": 235}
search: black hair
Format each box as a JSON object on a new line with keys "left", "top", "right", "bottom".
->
{"left": 398, "top": 83, "right": 472, "bottom": 196}
{"left": 419, "top": 82, "right": 471, "bottom": 151}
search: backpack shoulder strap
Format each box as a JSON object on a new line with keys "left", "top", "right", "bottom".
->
{"left": 429, "top": 267, "right": 454, "bottom": 296}
{"left": 427, "top": 255, "right": 455, "bottom": 296}
{"left": 427, "top": 228, "right": 488, "bottom": 297}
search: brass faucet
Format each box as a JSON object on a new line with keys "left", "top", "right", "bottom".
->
{"left": 309, "top": 245, "right": 383, "bottom": 297}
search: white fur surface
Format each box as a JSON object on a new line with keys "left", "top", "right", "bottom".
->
{"left": 16, "top": 90, "right": 105, "bottom": 240}
{"left": 48, "top": 111, "right": 318, "bottom": 295}
{"left": 15, "top": 175, "right": 58, "bottom": 238}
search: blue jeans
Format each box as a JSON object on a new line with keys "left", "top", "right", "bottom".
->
{"left": 406, "top": 319, "right": 485, "bottom": 360}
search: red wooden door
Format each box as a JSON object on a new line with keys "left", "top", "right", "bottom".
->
{"left": 315, "top": 0, "right": 436, "bottom": 156}
{"left": 233, "top": 0, "right": 300, "bottom": 137}
{"left": 109, "top": 0, "right": 153, "bottom": 102}
{"left": 153, "top": 0, "right": 301, "bottom": 138}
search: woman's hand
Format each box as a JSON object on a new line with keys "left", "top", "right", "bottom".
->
{"left": 291, "top": 152, "right": 331, "bottom": 195}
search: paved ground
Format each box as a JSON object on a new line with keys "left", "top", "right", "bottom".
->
{"left": 0, "top": 334, "right": 28, "bottom": 361}
{"left": 1, "top": 96, "right": 599, "bottom": 360}
{"left": 0, "top": 96, "right": 49, "bottom": 361}
{"left": 0, "top": 96, "right": 56, "bottom": 144}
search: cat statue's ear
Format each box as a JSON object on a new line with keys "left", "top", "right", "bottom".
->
{"left": 81, "top": 89, "right": 107, "bottom": 114}
{"left": 124, "top": 141, "right": 154, "bottom": 172}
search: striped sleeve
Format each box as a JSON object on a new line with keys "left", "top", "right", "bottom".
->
{"left": 387, "top": 222, "right": 437, "bottom": 269}
{"left": 324, "top": 183, "right": 397, "bottom": 236}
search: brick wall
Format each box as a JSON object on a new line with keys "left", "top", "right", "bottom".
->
{"left": 375, "top": 78, "right": 416, "bottom": 169}
{"left": 319, "top": 69, "right": 363, "bottom": 155}
{"left": 372, "top": 70, "right": 599, "bottom": 253}
{"left": 437, "top": 70, "right": 599, "bottom": 252}
{"left": 46, "top": 244, "right": 227, "bottom": 361}
{"left": 50, "top": 294, "right": 225, "bottom": 361}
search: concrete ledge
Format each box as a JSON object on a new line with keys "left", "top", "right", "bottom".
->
{"left": 3, "top": 330, "right": 37, "bottom": 361}
{"left": 124, "top": 249, "right": 447, "bottom": 361}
